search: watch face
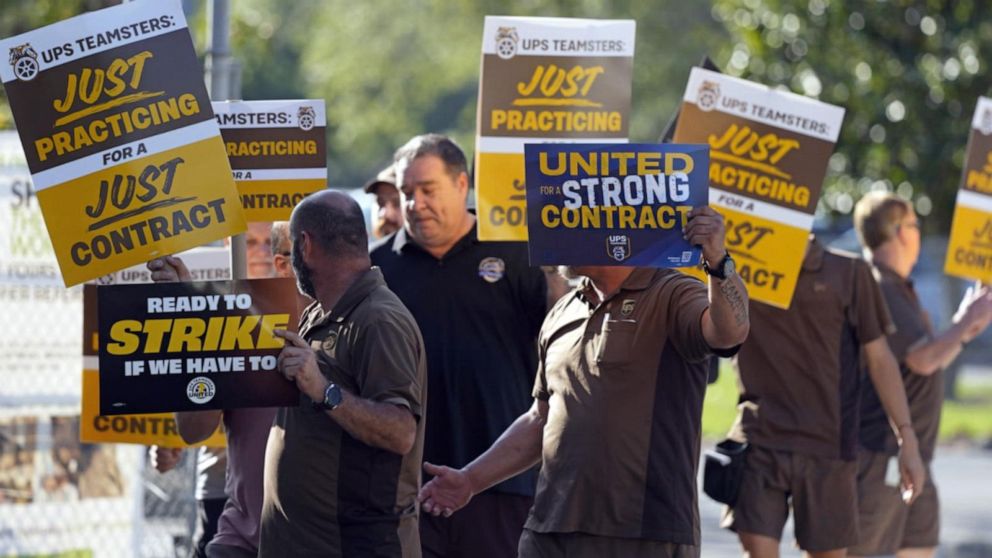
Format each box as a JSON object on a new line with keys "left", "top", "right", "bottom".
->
{"left": 723, "top": 256, "right": 736, "bottom": 276}
{"left": 324, "top": 384, "right": 342, "bottom": 408}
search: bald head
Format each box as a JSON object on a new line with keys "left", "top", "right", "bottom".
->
{"left": 290, "top": 190, "right": 368, "bottom": 260}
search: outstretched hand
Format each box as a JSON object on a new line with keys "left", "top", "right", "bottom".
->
{"left": 418, "top": 462, "right": 474, "bottom": 518}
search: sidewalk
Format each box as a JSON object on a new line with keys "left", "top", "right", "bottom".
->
{"left": 698, "top": 445, "right": 992, "bottom": 557}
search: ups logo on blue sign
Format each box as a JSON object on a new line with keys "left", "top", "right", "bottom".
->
{"left": 606, "top": 234, "right": 631, "bottom": 262}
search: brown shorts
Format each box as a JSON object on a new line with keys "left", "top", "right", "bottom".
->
{"left": 849, "top": 450, "right": 939, "bottom": 555}
{"left": 721, "top": 444, "right": 858, "bottom": 553}
{"left": 421, "top": 491, "right": 532, "bottom": 558}
{"left": 518, "top": 529, "right": 699, "bottom": 558}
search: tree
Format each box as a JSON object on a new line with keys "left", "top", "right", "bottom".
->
{"left": 711, "top": 0, "right": 992, "bottom": 230}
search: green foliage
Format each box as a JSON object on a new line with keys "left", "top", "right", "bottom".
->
{"left": 0, "top": 0, "right": 114, "bottom": 129}
{"left": 940, "top": 378, "right": 992, "bottom": 439}
{"left": 224, "top": 0, "right": 723, "bottom": 188}
{"left": 0, "top": 0, "right": 721, "bottom": 187}
{"left": 702, "top": 362, "right": 992, "bottom": 441}
{"left": 710, "top": 0, "right": 992, "bottom": 230}
{"left": 702, "top": 361, "right": 740, "bottom": 439}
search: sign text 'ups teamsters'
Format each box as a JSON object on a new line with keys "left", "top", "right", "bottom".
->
{"left": 526, "top": 143, "right": 708, "bottom": 267}
{"left": 97, "top": 278, "right": 301, "bottom": 416}
{"left": 0, "top": 0, "right": 246, "bottom": 286}
{"left": 214, "top": 100, "right": 327, "bottom": 222}
{"left": 945, "top": 97, "right": 992, "bottom": 283}
{"left": 673, "top": 67, "right": 845, "bottom": 309}
{"left": 475, "top": 16, "right": 634, "bottom": 241}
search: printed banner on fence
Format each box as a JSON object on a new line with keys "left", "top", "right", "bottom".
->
{"left": 945, "top": 97, "right": 992, "bottom": 282}
{"left": 525, "top": 143, "right": 707, "bottom": 266}
{"left": 81, "top": 247, "right": 231, "bottom": 446}
{"left": 214, "top": 100, "right": 327, "bottom": 221}
{"left": 475, "top": 16, "right": 635, "bottom": 241}
{"left": 673, "top": 67, "right": 845, "bottom": 308}
{"left": 97, "top": 278, "right": 301, "bottom": 415}
{"left": 0, "top": 0, "right": 246, "bottom": 287}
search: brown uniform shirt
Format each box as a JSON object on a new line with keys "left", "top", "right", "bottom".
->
{"left": 732, "top": 238, "right": 893, "bottom": 461}
{"left": 859, "top": 263, "right": 942, "bottom": 461}
{"left": 529, "top": 268, "right": 726, "bottom": 546}
{"left": 259, "top": 268, "right": 427, "bottom": 558}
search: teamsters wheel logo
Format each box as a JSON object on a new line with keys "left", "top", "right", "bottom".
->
{"left": 187, "top": 377, "right": 216, "bottom": 405}
{"left": 697, "top": 80, "right": 721, "bottom": 112}
{"left": 495, "top": 27, "right": 519, "bottom": 60}
{"left": 298, "top": 106, "right": 316, "bottom": 131}
{"left": 9, "top": 44, "right": 39, "bottom": 81}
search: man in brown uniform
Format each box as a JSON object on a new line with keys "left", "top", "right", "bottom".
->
{"left": 850, "top": 192, "right": 992, "bottom": 558}
{"left": 724, "top": 234, "right": 927, "bottom": 558}
{"left": 417, "top": 206, "right": 751, "bottom": 557}
{"left": 259, "top": 191, "right": 428, "bottom": 557}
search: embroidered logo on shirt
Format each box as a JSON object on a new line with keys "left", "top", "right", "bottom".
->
{"left": 186, "top": 377, "right": 216, "bottom": 405}
{"left": 478, "top": 257, "right": 506, "bottom": 283}
{"left": 620, "top": 299, "right": 636, "bottom": 317}
{"left": 322, "top": 331, "right": 338, "bottom": 355}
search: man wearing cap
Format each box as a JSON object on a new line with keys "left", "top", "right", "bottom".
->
{"left": 364, "top": 164, "right": 403, "bottom": 239}
{"left": 371, "top": 133, "right": 548, "bottom": 558}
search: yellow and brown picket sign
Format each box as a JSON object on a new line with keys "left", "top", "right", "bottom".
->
{"left": 475, "top": 16, "right": 635, "bottom": 241}
{"left": 0, "top": 0, "right": 246, "bottom": 287}
{"left": 945, "top": 97, "right": 992, "bottom": 283}
{"left": 214, "top": 100, "right": 327, "bottom": 221}
{"left": 673, "top": 68, "right": 845, "bottom": 309}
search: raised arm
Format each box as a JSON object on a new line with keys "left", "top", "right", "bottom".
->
{"left": 904, "top": 283, "right": 992, "bottom": 375}
{"left": 419, "top": 398, "right": 548, "bottom": 517}
{"left": 683, "top": 206, "right": 750, "bottom": 349}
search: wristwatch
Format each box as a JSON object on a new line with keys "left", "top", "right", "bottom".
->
{"left": 702, "top": 251, "right": 736, "bottom": 280}
{"left": 315, "top": 382, "right": 343, "bottom": 411}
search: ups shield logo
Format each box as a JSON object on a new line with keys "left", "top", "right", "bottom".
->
{"left": 606, "top": 234, "right": 631, "bottom": 262}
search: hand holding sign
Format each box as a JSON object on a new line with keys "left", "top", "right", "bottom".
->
{"left": 274, "top": 329, "right": 328, "bottom": 402}
{"left": 953, "top": 281, "right": 992, "bottom": 342}
{"left": 147, "top": 255, "right": 192, "bottom": 283}
{"left": 684, "top": 206, "right": 727, "bottom": 266}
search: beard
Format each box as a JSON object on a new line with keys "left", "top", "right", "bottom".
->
{"left": 291, "top": 240, "right": 317, "bottom": 299}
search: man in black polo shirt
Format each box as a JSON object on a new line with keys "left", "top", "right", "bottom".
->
{"left": 371, "top": 133, "right": 547, "bottom": 558}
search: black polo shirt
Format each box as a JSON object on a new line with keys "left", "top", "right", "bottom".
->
{"left": 371, "top": 224, "right": 547, "bottom": 496}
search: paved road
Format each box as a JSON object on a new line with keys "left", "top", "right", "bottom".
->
{"left": 698, "top": 445, "right": 992, "bottom": 557}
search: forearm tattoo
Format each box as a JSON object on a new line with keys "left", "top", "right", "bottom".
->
{"left": 718, "top": 278, "right": 749, "bottom": 326}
